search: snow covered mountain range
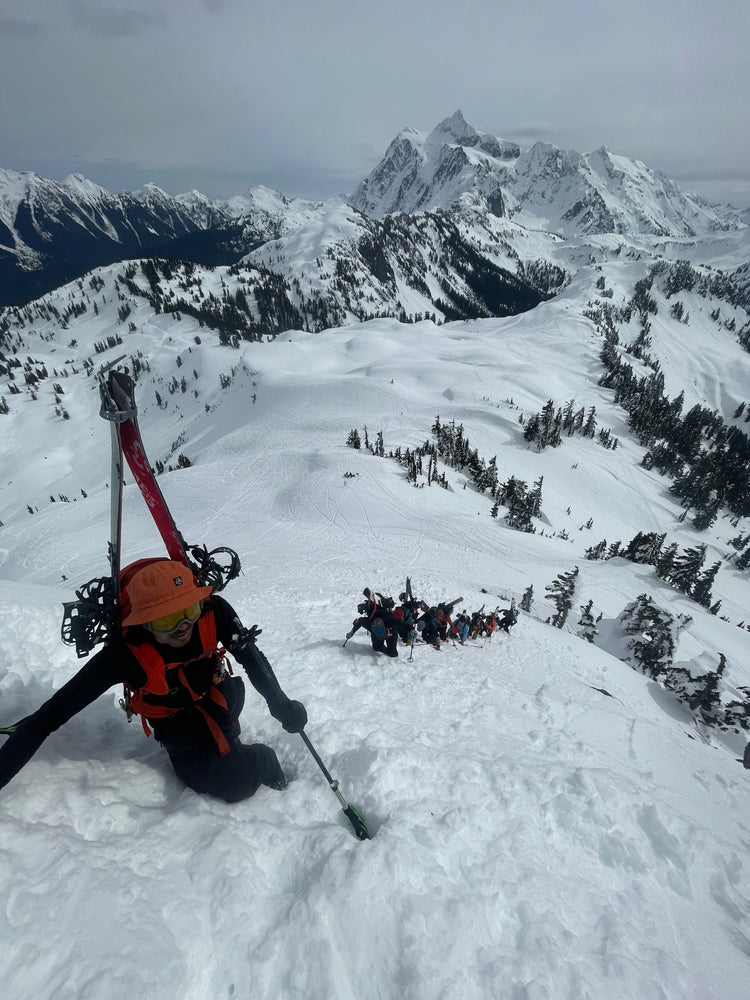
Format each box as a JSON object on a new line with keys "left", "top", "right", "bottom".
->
{"left": 1, "top": 111, "right": 748, "bottom": 315}
{"left": 350, "top": 110, "right": 744, "bottom": 237}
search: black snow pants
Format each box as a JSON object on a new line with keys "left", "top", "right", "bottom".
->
{"left": 155, "top": 675, "right": 287, "bottom": 802}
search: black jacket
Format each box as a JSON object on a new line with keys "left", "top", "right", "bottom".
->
{"left": 0, "top": 595, "right": 286, "bottom": 791}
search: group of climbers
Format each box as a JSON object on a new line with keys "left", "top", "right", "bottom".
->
{"left": 345, "top": 584, "right": 518, "bottom": 657}
{"left": 345, "top": 587, "right": 410, "bottom": 657}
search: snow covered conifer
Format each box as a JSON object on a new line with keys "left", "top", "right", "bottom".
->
{"left": 692, "top": 559, "right": 721, "bottom": 608}
{"left": 577, "top": 599, "right": 599, "bottom": 642}
{"left": 687, "top": 653, "right": 727, "bottom": 721}
{"left": 619, "top": 594, "right": 691, "bottom": 680}
{"left": 669, "top": 544, "right": 707, "bottom": 598}
{"left": 545, "top": 566, "right": 579, "bottom": 628}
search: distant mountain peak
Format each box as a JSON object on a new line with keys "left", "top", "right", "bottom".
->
{"left": 61, "top": 173, "right": 109, "bottom": 199}
{"left": 350, "top": 112, "right": 743, "bottom": 238}
{"left": 428, "top": 109, "right": 477, "bottom": 144}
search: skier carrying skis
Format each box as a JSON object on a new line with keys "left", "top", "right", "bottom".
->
{"left": 436, "top": 604, "right": 454, "bottom": 642}
{"left": 0, "top": 559, "right": 307, "bottom": 803}
{"left": 498, "top": 606, "right": 518, "bottom": 634}
{"left": 345, "top": 587, "right": 404, "bottom": 657}
{"left": 419, "top": 606, "right": 441, "bottom": 649}
{"left": 454, "top": 611, "right": 470, "bottom": 644}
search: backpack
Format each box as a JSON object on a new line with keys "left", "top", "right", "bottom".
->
{"left": 371, "top": 618, "right": 387, "bottom": 639}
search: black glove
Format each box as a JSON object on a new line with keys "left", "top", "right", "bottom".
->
{"left": 273, "top": 698, "right": 307, "bottom": 734}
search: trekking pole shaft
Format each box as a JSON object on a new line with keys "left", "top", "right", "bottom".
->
{"left": 299, "top": 730, "right": 334, "bottom": 784}
{"left": 237, "top": 634, "right": 370, "bottom": 838}
{"left": 299, "top": 731, "right": 357, "bottom": 815}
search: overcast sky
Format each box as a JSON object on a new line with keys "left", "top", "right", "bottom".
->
{"left": 1, "top": 0, "right": 748, "bottom": 208}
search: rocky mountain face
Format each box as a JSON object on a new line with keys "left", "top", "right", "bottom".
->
{"left": 0, "top": 172, "right": 307, "bottom": 308}
{"left": 0, "top": 113, "right": 747, "bottom": 325}
{"left": 350, "top": 111, "right": 741, "bottom": 240}
{"left": 0, "top": 170, "right": 239, "bottom": 306}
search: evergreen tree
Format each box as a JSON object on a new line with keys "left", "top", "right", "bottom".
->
{"left": 540, "top": 399, "right": 562, "bottom": 449}
{"left": 505, "top": 481, "right": 536, "bottom": 533}
{"left": 687, "top": 653, "right": 727, "bottom": 720}
{"left": 527, "top": 476, "right": 544, "bottom": 518}
{"left": 475, "top": 455, "right": 499, "bottom": 494}
{"left": 619, "top": 594, "right": 687, "bottom": 679}
{"left": 669, "top": 544, "right": 707, "bottom": 598}
{"left": 655, "top": 542, "right": 678, "bottom": 582}
{"left": 582, "top": 407, "right": 597, "bottom": 438}
{"left": 623, "top": 531, "right": 665, "bottom": 565}
{"left": 520, "top": 585, "right": 534, "bottom": 613}
{"left": 562, "top": 399, "right": 576, "bottom": 436}
{"left": 498, "top": 475, "right": 524, "bottom": 510}
{"left": 545, "top": 566, "right": 579, "bottom": 628}
{"left": 577, "top": 599, "right": 599, "bottom": 643}
{"left": 692, "top": 559, "right": 721, "bottom": 608}
{"left": 585, "top": 539, "right": 608, "bottom": 561}
{"left": 522, "top": 412, "right": 541, "bottom": 448}
{"left": 346, "top": 428, "right": 361, "bottom": 449}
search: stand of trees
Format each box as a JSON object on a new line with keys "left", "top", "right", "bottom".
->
{"left": 585, "top": 531, "right": 722, "bottom": 611}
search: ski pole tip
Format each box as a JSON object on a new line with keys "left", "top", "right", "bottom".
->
{"left": 344, "top": 804, "right": 371, "bottom": 840}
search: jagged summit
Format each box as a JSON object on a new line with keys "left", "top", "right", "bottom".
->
{"left": 349, "top": 112, "right": 521, "bottom": 220}
{"left": 426, "top": 110, "right": 519, "bottom": 160}
{"left": 349, "top": 113, "right": 740, "bottom": 239}
{"left": 426, "top": 109, "right": 477, "bottom": 145}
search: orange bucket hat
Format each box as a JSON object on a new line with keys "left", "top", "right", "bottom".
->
{"left": 121, "top": 559, "right": 212, "bottom": 627}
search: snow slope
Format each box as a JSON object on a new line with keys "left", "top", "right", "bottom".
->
{"left": 1, "top": 264, "right": 749, "bottom": 1000}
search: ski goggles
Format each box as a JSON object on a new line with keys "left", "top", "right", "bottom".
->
{"left": 147, "top": 602, "right": 203, "bottom": 635}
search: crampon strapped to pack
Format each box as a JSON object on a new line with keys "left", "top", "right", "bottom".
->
{"left": 61, "top": 360, "right": 241, "bottom": 657}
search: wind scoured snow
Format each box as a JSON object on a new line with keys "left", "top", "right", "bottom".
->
{"left": 0, "top": 265, "right": 749, "bottom": 999}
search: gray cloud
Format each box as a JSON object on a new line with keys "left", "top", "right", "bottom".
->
{"left": 503, "top": 123, "right": 557, "bottom": 145}
{"left": 0, "top": 16, "right": 43, "bottom": 35}
{"left": 0, "top": 0, "right": 748, "bottom": 208}
{"left": 66, "top": 0, "right": 168, "bottom": 36}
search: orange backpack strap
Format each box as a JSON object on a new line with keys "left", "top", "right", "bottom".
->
{"left": 125, "top": 610, "right": 232, "bottom": 755}
{"left": 174, "top": 613, "right": 232, "bottom": 756}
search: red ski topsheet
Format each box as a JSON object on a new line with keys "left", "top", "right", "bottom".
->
{"left": 118, "top": 418, "right": 186, "bottom": 564}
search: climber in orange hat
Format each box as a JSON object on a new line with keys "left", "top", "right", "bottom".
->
{"left": 0, "top": 558, "right": 307, "bottom": 803}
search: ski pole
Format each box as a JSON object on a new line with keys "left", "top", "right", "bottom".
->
{"left": 299, "top": 730, "right": 370, "bottom": 841}
{"left": 234, "top": 629, "right": 370, "bottom": 840}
